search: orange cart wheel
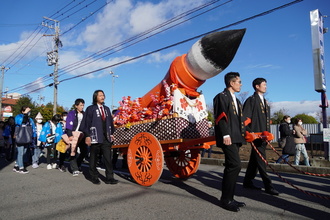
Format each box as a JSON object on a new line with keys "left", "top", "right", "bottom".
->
{"left": 164, "top": 148, "right": 201, "bottom": 179}
{"left": 127, "top": 132, "right": 164, "bottom": 186}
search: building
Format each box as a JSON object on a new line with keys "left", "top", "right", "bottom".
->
{"left": 1, "top": 93, "right": 20, "bottom": 120}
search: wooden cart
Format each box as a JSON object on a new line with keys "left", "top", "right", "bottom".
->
{"left": 112, "top": 117, "right": 215, "bottom": 186}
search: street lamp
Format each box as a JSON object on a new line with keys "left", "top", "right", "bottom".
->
{"left": 110, "top": 71, "right": 119, "bottom": 110}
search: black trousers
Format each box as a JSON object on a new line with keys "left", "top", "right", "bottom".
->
{"left": 89, "top": 140, "right": 114, "bottom": 181}
{"left": 244, "top": 139, "right": 273, "bottom": 190}
{"left": 220, "top": 143, "right": 241, "bottom": 203}
{"left": 47, "top": 144, "right": 66, "bottom": 166}
{"left": 70, "top": 141, "right": 88, "bottom": 172}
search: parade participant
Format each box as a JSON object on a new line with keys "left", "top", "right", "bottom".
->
{"left": 0, "top": 121, "right": 5, "bottom": 158}
{"left": 56, "top": 112, "right": 68, "bottom": 172}
{"left": 80, "top": 90, "right": 118, "bottom": 185}
{"left": 293, "top": 118, "right": 310, "bottom": 166}
{"left": 276, "top": 115, "right": 295, "bottom": 164}
{"left": 65, "top": 98, "right": 87, "bottom": 176}
{"left": 213, "top": 72, "right": 246, "bottom": 212}
{"left": 13, "top": 106, "right": 36, "bottom": 174}
{"left": 201, "top": 121, "right": 215, "bottom": 158}
{"left": 39, "top": 114, "right": 63, "bottom": 170}
{"left": 3, "top": 116, "right": 16, "bottom": 161}
{"left": 111, "top": 109, "right": 119, "bottom": 169}
{"left": 32, "top": 112, "right": 44, "bottom": 168}
{"left": 242, "top": 78, "right": 279, "bottom": 196}
{"left": 60, "top": 112, "right": 68, "bottom": 130}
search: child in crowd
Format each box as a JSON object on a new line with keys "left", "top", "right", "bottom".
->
{"left": 32, "top": 112, "right": 44, "bottom": 168}
{"left": 39, "top": 114, "right": 63, "bottom": 170}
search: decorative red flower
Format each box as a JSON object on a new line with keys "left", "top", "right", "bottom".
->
{"left": 196, "top": 100, "right": 204, "bottom": 111}
{"left": 180, "top": 98, "right": 188, "bottom": 110}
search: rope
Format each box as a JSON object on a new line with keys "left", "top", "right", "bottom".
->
{"left": 266, "top": 142, "right": 330, "bottom": 177}
{"left": 249, "top": 140, "right": 330, "bottom": 200}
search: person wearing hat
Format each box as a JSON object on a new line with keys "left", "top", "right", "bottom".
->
{"left": 32, "top": 112, "right": 44, "bottom": 168}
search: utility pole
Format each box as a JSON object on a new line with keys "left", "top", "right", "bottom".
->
{"left": 42, "top": 17, "right": 61, "bottom": 115}
{"left": 38, "top": 95, "right": 45, "bottom": 106}
{"left": 110, "top": 71, "right": 119, "bottom": 110}
{"left": 0, "top": 66, "right": 10, "bottom": 119}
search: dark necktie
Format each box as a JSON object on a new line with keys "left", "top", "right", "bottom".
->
{"left": 100, "top": 106, "right": 105, "bottom": 121}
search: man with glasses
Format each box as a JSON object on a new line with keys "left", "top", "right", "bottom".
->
{"left": 213, "top": 72, "right": 246, "bottom": 212}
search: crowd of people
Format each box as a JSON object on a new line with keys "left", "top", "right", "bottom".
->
{"left": 0, "top": 90, "right": 118, "bottom": 185}
{"left": 0, "top": 83, "right": 312, "bottom": 212}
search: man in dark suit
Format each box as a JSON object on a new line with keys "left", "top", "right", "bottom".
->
{"left": 81, "top": 90, "right": 118, "bottom": 185}
{"left": 213, "top": 72, "right": 246, "bottom": 212}
{"left": 243, "top": 78, "right": 278, "bottom": 195}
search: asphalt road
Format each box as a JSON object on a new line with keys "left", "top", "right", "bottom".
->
{"left": 0, "top": 158, "right": 329, "bottom": 220}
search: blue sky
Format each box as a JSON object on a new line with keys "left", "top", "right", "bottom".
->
{"left": 0, "top": 0, "right": 329, "bottom": 120}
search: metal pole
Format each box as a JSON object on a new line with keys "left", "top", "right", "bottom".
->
{"left": 0, "top": 66, "right": 4, "bottom": 119}
{"left": 42, "top": 17, "right": 60, "bottom": 115}
{"left": 0, "top": 66, "right": 9, "bottom": 120}
{"left": 53, "top": 49, "right": 58, "bottom": 115}
{"left": 53, "top": 23, "right": 60, "bottom": 115}
{"left": 110, "top": 71, "right": 118, "bottom": 110}
{"left": 321, "top": 91, "right": 329, "bottom": 160}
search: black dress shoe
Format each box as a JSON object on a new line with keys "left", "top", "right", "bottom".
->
{"left": 243, "top": 184, "right": 262, "bottom": 190}
{"left": 91, "top": 178, "right": 101, "bottom": 185}
{"left": 233, "top": 200, "right": 246, "bottom": 207}
{"left": 219, "top": 200, "right": 240, "bottom": 212}
{"left": 265, "top": 188, "right": 279, "bottom": 196}
{"left": 105, "top": 178, "right": 119, "bottom": 184}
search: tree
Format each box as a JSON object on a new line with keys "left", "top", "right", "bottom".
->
{"left": 12, "top": 96, "right": 37, "bottom": 118}
{"left": 206, "top": 104, "right": 214, "bottom": 124}
{"left": 292, "top": 114, "right": 318, "bottom": 124}
{"left": 237, "top": 91, "right": 249, "bottom": 104}
{"left": 13, "top": 97, "right": 68, "bottom": 122}
{"left": 270, "top": 108, "right": 288, "bottom": 124}
{"left": 37, "top": 102, "right": 67, "bottom": 122}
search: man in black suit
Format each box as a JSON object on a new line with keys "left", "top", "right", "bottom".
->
{"left": 81, "top": 90, "right": 118, "bottom": 185}
{"left": 243, "top": 78, "right": 279, "bottom": 195}
{"left": 213, "top": 72, "right": 246, "bottom": 212}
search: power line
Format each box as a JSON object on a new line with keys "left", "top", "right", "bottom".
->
{"left": 17, "top": 0, "right": 304, "bottom": 95}
{"left": 7, "top": 0, "right": 225, "bottom": 94}
{"left": 57, "top": 0, "right": 307, "bottom": 85}
{"left": 53, "top": 0, "right": 89, "bottom": 20}
{"left": 1, "top": 0, "right": 89, "bottom": 71}
{"left": 61, "top": 0, "right": 112, "bottom": 35}
{"left": 0, "top": 26, "right": 43, "bottom": 66}
{"left": 58, "top": 0, "right": 99, "bottom": 22}
{"left": 0, "top": 23, "right": 39, "bottom": 27}
{"left": 59, "top": 0, "right": 228, "bottom": 74}
{"left": 48, "top": 0, "right": 78, "bottom": 18}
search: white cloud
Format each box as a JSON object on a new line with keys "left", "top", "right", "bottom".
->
{"left": 78, "top": 0, "right": 207, "bottom": 52}
{"left": 26, "top": 77, "right": 45, "bottom": 93}
{"left": 79, "top": 0, "right": 133, "bottom": 52}
{"left": 0, "top": 32, "right": 47, "bottom": 63}
{"left": 59, "top": 50, "right": 135, "bottom": 79}
{"left": 246, "top": 64, "right": 280, "bottom": 69}
{"left": 270, "top": 100, "right": 328, "bottom": 120}
{"left": 147, "top": 51, "right": 180, "bottom": 63}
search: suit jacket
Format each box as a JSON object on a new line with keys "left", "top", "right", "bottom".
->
{"left": 213, "top": 88, "right": 245, "bottom": 145}
{"left": 243, "top": 92, "right": 270, "bottom": 133}
{"left": 80, "top": 104, "right": 115, "bottom": 144}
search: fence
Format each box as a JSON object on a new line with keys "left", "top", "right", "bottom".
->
{"left": 270, "top": 123, "right": 328, "bottom": 157}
